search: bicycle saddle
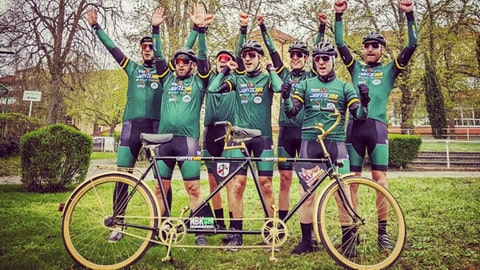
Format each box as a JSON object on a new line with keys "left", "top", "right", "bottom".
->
{"left": 140, "top": 133, "right": 174, "bottom": 145}
{"left": 230, "top": 126, "right": 262, "bottom": 142}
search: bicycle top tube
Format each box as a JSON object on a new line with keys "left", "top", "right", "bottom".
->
{"left": 153, "top": 155, "right": 330, "bottom": 164}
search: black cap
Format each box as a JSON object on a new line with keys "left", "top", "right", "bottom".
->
{"left": 140, "top": 36, "right": 152, "bottom": 44}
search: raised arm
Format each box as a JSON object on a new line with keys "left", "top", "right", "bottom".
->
{"left": 151, "top": 7, "right": 169, "bottom": 77}
{"left": 85, "top": 8, "right": 126, "bottom": 66}
{"left": 395, "top": 0, "right": 418, "bottom": 69}
{"left": 314, "top": 13, "right": 328, "bottom": 46}
{"left": 235, "top": 12, "right": 248, "bottom": 74}
{"left": 334, "top": 0, "right": 355, "bottom": 69}
{"left": 256, "top": 15, "right": 283, "bottom": 70}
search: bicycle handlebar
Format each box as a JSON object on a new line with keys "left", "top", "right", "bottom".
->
{"left": 301, "top": 107, "right": 341, "bottom": 140}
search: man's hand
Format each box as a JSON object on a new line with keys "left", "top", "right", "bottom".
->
{"left": 188, "top": 3, "right": 211, "bottom": 27}
{"left": 334, "top": 0, "right": 348, "bottom": 13}
{"left": 239, "top": 12, "right": 249, "bottom": 26}
{"left": 265, "top": 62, "right": 274, "bottom": 72}
{"left": 358, "top": 83, "right": 370, "bottom": 106}
{"left": 398, "top": 0, "right": 414, "bottom": 13}
{"left": 226, "top": 60, "right": 238, "bottom": 72}
{"left": 151, "top": 7, "right": 166, "bottom": 26}
{"left": 255, "top": 15, "right": 265, "bottom": 26}
{"left": 281, "top": 82, "right": 292, "bottom": 99}
{"left": 85, "top": 8, "right": 98, "bottom": 26}
{"left": 317, "top": 12, "right": 328, "bottom": 25}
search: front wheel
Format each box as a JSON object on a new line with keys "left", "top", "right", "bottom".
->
{"left": 61, "top": 172, "right": 159, "bottom": 269}
{"left": 313, "top": 176, "right": 406, "bottom": 269}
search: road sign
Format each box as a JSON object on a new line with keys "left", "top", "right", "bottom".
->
{"left": 23, "top": 90, "right": 42, "bottom": 102}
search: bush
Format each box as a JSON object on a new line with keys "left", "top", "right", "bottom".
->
{"left": 0, "top": 113, "right": 42, "bottom": 157}
{"left": 19, "top": 124, "right": 92, "bottom": 193}
{"left": 388, "top": 134, "right": 422, "bottom": 169}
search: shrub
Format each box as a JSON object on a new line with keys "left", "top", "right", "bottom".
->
{"left": 19, "top": 124, "right": 92, "bottom": 193}
{"left": 0, "top": 113, "right": 42, "bottom": 157}
{"left": 388, "top": 134, "right": 422, "bottom": 169}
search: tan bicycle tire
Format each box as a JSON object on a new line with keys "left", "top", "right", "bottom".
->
{"left": 313, "top": 176, "right": 406, "bottom": 269}
{"left": 61, "top": 172, "right": 159, "bottom": 269}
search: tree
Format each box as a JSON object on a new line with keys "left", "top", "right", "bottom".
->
{"left": 65, "top": 70, "right": 126, "bottom": 136}
{"left": 0, "top": 0, "right": 124, "bottom": 124}
{"left": 423, "top": 53, "right": 447, "bottom": 138}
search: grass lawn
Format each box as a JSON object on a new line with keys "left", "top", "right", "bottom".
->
{"left": 0, "top": 175, "right": 479, "bottom": 269}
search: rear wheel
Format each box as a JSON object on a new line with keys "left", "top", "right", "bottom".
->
{"left": 61, "top": 173, "right": 159, "bottom": 269}
{"left": 314, "top": 176, "right": 406, "bottom": 269}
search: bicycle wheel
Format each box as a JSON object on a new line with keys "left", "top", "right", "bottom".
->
{"left": 62, "top": 172, "right": 159, "bottom": 269}
{"left": 314, "top": 176, "right": 406, "bottom": 269}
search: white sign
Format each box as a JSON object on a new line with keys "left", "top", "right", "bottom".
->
{"left": 23, "top": 90, "right": 42, "bottom": 102}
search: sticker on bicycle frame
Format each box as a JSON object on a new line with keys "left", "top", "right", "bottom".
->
{"left": 216, "top": 162, "right": 230, "bottom": 177}
{"left": 295, "top": 163, "right": 326, "bottom": 192}
{"left": 190, "top": 216, "right": 215, "bottom": 229}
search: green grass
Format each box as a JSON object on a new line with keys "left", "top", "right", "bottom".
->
{"left": 1, "top": 176, "right": 479, "bottom": 269}
{"left": 419, "top": 140, "right": 480, "bottom": 152}
{"left": 90, "top": 151, "right": 117, "bottom": 160}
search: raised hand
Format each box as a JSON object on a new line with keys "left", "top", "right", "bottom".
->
{"left": 256, "top": 15, "right": 265, "bottom": 26}
{"left": 188, "top": 3, "right": 208, "bottom": 27}
{"left": 85, "top": 8, "right": 98, "bottom": 26}
{"left": 334, "top": 0, "right": 348, "bottom": 13}
{"left": 317, "top": 12, "right": 328, "bottom": 25}
{"left": 151, "top": 7, "right": 166, "bottom": 26}
{"left": 239, "top": 12, "right": 249, "bottom": 26}
{"left": 398, "top": 0, "right": 414, "bottom": 13}
{"left": 227, "top": 60, "right": 239, "bottom": 72}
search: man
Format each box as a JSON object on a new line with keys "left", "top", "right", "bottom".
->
{"left": 207, "top": 13, "right": 283, "bottom": 249}
{"left": 333, "top": 0, "right": 418, "bottom": 249}
{"left": 151, "top": 6, "right": 212, "bottom": 246}
{"left": 255, "top": 14, "right": 326, "bottom": 226}
{"left": 85, "top": 7, "right": 162, "bottom": 242}
{"left": 282, "top": 41, "right": 369, "bottom": 257}
{"left": 202, "top": 49, "right": 238, "bottom": 232}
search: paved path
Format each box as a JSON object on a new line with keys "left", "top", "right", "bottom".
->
{"left": 2, "top": 159, "right": 480, "bottom": 185}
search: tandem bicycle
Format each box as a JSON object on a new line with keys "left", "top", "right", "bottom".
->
{"left": 61, "top": 108, "right": 406, "bottom": 269}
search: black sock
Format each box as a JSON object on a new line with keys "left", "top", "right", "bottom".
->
{"left": 279, "top": 210, "right": 288, "bottom": 220}
{"left": 378, "top": 220, "right": 387, "bottom": 235}
{"left": 230, "top": 219, "right": 243, "bottom": 231}
{"left": 300, "top": 223, "right": 313, "bottom": 243}
{"left": 166, "top": 188, "right": 172, "bottom": 210}
{"left": 214, "top": 208, "right": 225, "bottom": 227}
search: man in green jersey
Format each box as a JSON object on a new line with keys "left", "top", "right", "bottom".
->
{"left": 255, "top": 14, "right": 326, "bottom": 228}
{"left": 203, "top": 49, "right": 238, "bottom": 232}
{"left": 334, "top": 0, "right": 418, "bottom": 250}
{"left": 207, "top": 13, "right": 282, "bottom": 250}
{"left": 152, "top": 6, "right": 212, "bottom": 246}
{"left": 85, "top": 7, "right": 162, "bottom": 243}
{"left": 282, "top": 41, "right": 369, "bottom": 257}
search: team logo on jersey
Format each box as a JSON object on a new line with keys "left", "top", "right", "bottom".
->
{"left": 151, "top": 82, "right": 159, "bottom": 89}
{"left": 216, "top": 162, "right": 230, "bottom": 177}
{"left": 253, "top": 96, "right": 262, "bottom": 104}
{"left": 372, "top": 79, "right": 381, "bottom": 85}
{"left": 137, "top": 81, "right": 145, "bottom": 88}
{"left": 182, "top": 95, "right": 192, "bottom": 102}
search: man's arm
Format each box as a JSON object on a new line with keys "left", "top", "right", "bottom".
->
{"left": 151, "top": 7, "right": 169, "bottom": 78}
{"left": 257, "top": 15, "right": 284, "bottom": 71}
{"left": 395, "top": 0, "right": 418, "bottom": 69}
{"left": 235, "top": 12, "right": 248, "bottom": 74}
{"left": 85, "top": 8, "right": 127, "bottom": 67}
{"left": 333, "top": 0, "right": 355, "bottom": 70}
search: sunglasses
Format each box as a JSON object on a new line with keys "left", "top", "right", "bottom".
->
{"left": 289, "top": 51, "right": 304, "bottom": 59}
{"left": 175, "top": 58, "right": 191, "bottom": 65}
{"left": 141, "top": 43, "right": 153, "bottom": 50}
{"left": 241, "top": 51, "right": 257, "bottom": 59}
{"left": 217, "top": 54, "right": 232, "bottom": 62}
{"left": 313, "top": 55, "right": 331, "bottom": 63}
{"left": 364, "top": 42, "right": 381, "bottom": 49}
